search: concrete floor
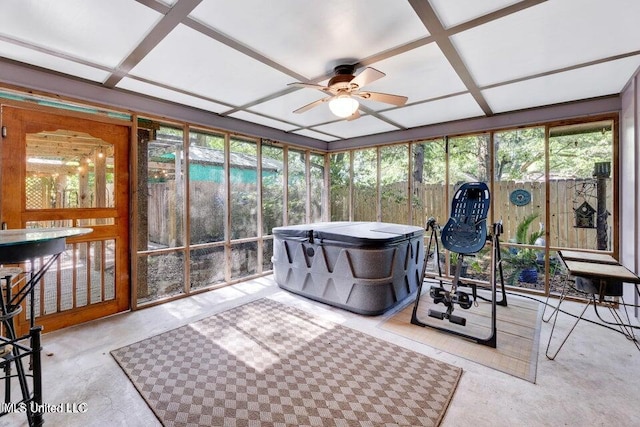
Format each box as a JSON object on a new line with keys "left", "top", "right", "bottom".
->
{"left": 2, "top": 275, "right": 639, "bottom": 426}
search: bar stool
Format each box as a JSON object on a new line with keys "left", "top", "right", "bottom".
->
{"left": 0, "top": 266, "right": 41, "bottom": 426}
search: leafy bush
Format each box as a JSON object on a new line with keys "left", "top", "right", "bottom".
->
{"left": 503, "top": 213, "right": 545, "bottom": 284}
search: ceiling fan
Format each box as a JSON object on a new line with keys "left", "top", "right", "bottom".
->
{"left": 289, "top": 64, "right": 408, "bottom": 120}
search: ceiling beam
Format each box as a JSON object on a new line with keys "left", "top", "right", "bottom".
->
{"left": 184, "top": 18, "right": 309, "bottom": 85}
{"left": 104, "top": 0, "right": 204, "bottom": 88}
{"left": 481, "top": 50, "right": 640, "bottom": 90}
{"left": 0, "top": 60, "right": 327, "bottom": 150}
{"left": 448, "top": 0, "right": 548, "bottom": 36}
{"left": 408, "top": 0, "right": 493, "bottom": 116}
{"left": 134, "top": 0, "right": 171, "bottom": 14}
{"left": 329, "top": 95, "right": 620, "bottom": 151}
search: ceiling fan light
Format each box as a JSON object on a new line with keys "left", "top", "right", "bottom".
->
{"left": 329, "top": 95, "right": 359, "bottom": 118}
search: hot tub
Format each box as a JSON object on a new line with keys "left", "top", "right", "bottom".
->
{"left": 272, "top": 222, "right": 425, "bottom": 315}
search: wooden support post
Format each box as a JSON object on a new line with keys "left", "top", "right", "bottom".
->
{"left": 137, "top": 128, "right": 151, "bottom": 299}
{"left": 594, "top": 162, "right": 610, "bottom": 251}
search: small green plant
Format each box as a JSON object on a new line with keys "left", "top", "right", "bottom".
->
{"left": 504, "top": 213, "right": 545, "bottom": 284}
{"left": 446, "top": 251, "right": 467, "bottom": 275}
{"left": 514, "top": 212, "right": 545, "bottom": 247}
{"left": 469, "top": 257, "right": 484, "bottom": 274}
{"left": 447, "top": 245, "right": 489, "bottom": 277}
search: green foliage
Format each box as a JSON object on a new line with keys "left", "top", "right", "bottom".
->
{"left": 380, "top": 145, "right": 408, "bottom": 185}
{"left": 353, "top": 148, "right": 377, "bottom": 186}
{"left": 503, "top": 213, "right": 545, "bottom": 284}
{"left": 230, "top": 137, "right": 257, "bottom": 155}
{"left": 448, "top": 134, "right": 490, "bottom": 183}
{"left": 191, "top": 129, "right": 224, "bottom": 149}
{"left": 329, "top": 152, "right": 350, "bottom": 190}
{"left": 549, "top": 128, "right": 613, "bottom": 179}
{"left": 495, "top": 127, "right": 545, "bottom": 181}
{"left": 515, "top": 213, "right": 544, "bottom": 245}
{"left": 413, "top": 140, "right": 446, "bottom": 184}
{"left": 159, "top": 126, "right": 182, "bottom": 137}
{"left": 278, "top": 148, "right": 309, "bottom": 225}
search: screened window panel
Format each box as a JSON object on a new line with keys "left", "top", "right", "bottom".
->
{"left": 230, "top": 137, "right": 258, "bottom": 239}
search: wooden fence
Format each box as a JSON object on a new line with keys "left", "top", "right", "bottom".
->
{"left": 342, "top": 179, "right": 612, "bottom": 250}
{"left": 149, "top": 178, "right": 612, "bottom": 251}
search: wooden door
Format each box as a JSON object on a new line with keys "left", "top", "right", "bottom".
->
{"left": 0, "top": 106, "right": 130, "bottom": 334}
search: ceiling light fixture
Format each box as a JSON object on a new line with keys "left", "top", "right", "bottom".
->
{"left": 328, "top": 94, "right": 359, "bottom": 118}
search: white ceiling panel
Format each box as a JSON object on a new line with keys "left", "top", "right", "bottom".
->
{"left": 189, "top": 0, "right": 428, "bottom": 79}
{"left": 452, "top": 0, "right": 640, "bottom": 87}
{"left": 129, "top": 24, "right": 294, "bottom": 106}
{"left": 381, "top": 94, "right": 484, "bottom": 128}
{"left": 428, "top": 0, "right": 521, "bottom": 29}
{"left": 358, "top": 43, "right": 467, "bottom": 108}
{"left": 1, "top": 1, "right": 639, "bottom": 146}
{"left": 228, "top": 110, "right": 298, "bottom": 132}
{"left": 117, "top": 77, "right": 228, "bottom": 114}
{"left": 0, "top": 0, "right": 161, "bottom": 68}
{"left": 312, "top": 115, "right": 399, "bottom": 139}
{"left": 292, "top": 129, "right": 340, "bottom": 142}
{"left": 483, "top": 55, "right": 640, "bottom": 113}
{"left": 0, "top": 40, "right": 110, "bottom": 83}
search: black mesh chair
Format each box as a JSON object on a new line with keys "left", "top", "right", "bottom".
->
{"left": 411, "top": 182, "right": 506, "bottom": 347}
{"left": 441, "top": 182, "right": 490, "bottom": 255}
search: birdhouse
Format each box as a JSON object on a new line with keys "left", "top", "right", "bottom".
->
{"left": 574, "top": 201, "right": 596, "bottom": 228}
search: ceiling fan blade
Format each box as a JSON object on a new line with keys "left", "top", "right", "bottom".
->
{"left": 346, "top": 109, "right": 361, "bottom": 121}
{"left": 293, "top": 96, "right": 332, "bottom": 114}
{"left": 349, "top": 67, "right": 385, "bottom": 89}
{"left": 354, "top": 91, "right": 408, "bottom": 106}
{"left": 288, "top": 82, "right": 332, "bottom": 93}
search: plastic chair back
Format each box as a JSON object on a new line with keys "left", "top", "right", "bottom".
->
{"left": 441, "top": 182, "right": 490, "bottom": 254}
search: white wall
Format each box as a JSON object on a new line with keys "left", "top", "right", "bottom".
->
{"left": 620, "top": 71, "right": 639, "bottom": 317}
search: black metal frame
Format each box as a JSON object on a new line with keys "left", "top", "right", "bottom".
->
{"left": 0, "top": 268, "right": 46, "bottom": 427}
{"left": 411, "top": 219, "right": 507, "bottom": 348}
{"left": 0, "top": 238, "right": 65, "bottom": 427}
{"left": 544, "top": 262, "right": 640, "bottom": 360}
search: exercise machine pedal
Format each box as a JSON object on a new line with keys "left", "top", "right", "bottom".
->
{"left": 427, "top": 309, "right": 446, "bottom": 320}
{"left": 448, "top": 313, "right": 467, "bottom": 326}
{"left": 426, "top": 309, "right": 467, "bottom": 326}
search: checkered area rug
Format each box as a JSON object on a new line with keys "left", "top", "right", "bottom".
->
{"left": 111, "top": 298, "right": 462, "bottom": 426}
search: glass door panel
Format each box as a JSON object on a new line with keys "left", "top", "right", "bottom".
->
{"left": 230, "top": 137, "right": 258, "bottom": 239}
{"left": 548, "top": 120, "right": 615, "bottom": 297}
{"left": 447, "top": 135, "right": 490, "bottom": 280}
{"left": 287, "top": 148, "right": 306, "bottom": 225}
{"left": 411, "top": 139, "right": 446, "bottom": 228}
{"left": 549, "top": 121, "right": 614, "bottom": 251}
{"left": 136, "top": 124, "right": 186, "bottom": 303}
{"left": 495, "top": 128, "right": 547, "bottom": 291}
{"left": 353, "top": 148, "right": 377, "bottom": 222}
{"left": 309, "top": 152, "right": 326, "bottom": 223}
{"left": 330, "top": 152, "right": 350, "bottom": 221}
{"left": 381, "top": 144, "right": 408, "bottom": 224}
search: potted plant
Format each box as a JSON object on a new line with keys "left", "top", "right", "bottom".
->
{"left": 448, "top": 251, "right": 469, "bottom": 276}
{"left": 504, "top": 213, "right": 545, "bottom": 284}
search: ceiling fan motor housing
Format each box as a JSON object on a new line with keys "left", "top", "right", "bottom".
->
{"left": 329, "top": 64, "right": 357, "bottom": 90}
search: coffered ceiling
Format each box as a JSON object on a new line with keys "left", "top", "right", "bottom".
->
{"left": 0, "top": 0, "right": 639, "bottom": 145}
